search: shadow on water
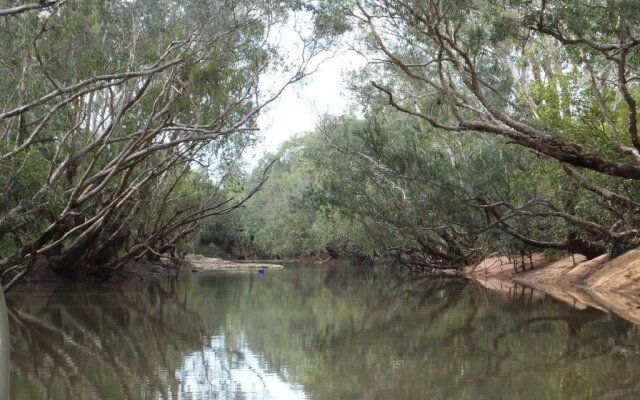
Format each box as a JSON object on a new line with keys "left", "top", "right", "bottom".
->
{"left": 8, "top": 280, "right": 206, "bottom": 399}
{"left": 7, "top": 267, "right": 640, "bottom": 399}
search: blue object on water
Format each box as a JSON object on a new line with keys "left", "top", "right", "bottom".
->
{"left": 258, "top": 267, "right": 265, "bottom": 274}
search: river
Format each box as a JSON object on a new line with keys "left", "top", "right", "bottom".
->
{"left": 6, "top": 265, "right": 640, "bottom": 399}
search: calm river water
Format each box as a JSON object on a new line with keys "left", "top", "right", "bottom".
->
{"left": 6, "top": 265, "right": 640, "bottom": 399}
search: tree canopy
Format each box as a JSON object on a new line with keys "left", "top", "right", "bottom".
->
{"left": 0, "top": 0, "right": 328, "bottom": 288}
{"left": 200, "top": 0, "right": 640, "bottom": 272}
{"left": 2, "top": 0, "right": 640, "bottom": 285}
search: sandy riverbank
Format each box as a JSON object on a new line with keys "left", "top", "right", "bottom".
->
{"left": 186, "top": 255, "right": 284, "bottom": 271}
{"left": 466, "top": 249, "right": 640, "bottom": 324}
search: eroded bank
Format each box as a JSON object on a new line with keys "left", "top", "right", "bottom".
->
{"left": 466, "top": 249, "right": 640, "bottom": 324}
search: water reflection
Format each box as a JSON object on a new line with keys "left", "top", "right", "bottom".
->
{"left": 177, "top": 334, "right": 305, "bottom": 399}
{"left": 8, "top": 281, "right": 204, "bottom": 399}
{"left": 8, "top": 267, "right": 640, "bottom": 399}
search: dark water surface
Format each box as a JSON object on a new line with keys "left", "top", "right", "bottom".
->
{"left": 7, "top": 266, "right": 640, "bottom": 399}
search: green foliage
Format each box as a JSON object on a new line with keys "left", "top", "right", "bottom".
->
{"left": 228, "top": 93, "right": 634, "bottom": 264}
{"left": 3, "top": 0, "right": 640, "bottom": 279}
{"left": 0, "top": 0, "right": 317, "bottom": 281}
{"left": 237, "top": 135, "right": 361, "bottom": 258}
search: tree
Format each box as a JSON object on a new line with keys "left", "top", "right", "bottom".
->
{"left": 346, "top": 0, "right": 640, "bottom": 257}
{"left": 0, "top": 0, "right": 328, "bottom": 288}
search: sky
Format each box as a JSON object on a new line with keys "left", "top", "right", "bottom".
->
{"left": 178, "top": 333, "right": 307, "bottom": 399}
{"left": 244, "top": 16, "right": 368, "bottom": 168}
{"left": 258, "top": 51, "right": 363, "bottom": 150}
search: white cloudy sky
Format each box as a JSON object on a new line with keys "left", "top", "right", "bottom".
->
{"left": 257, "top": 52, "right": 362, "bottom": 150}
{"left": 244, "top": 15, "right": 368, "bottom": 167}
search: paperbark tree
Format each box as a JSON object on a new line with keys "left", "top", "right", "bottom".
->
{"left": 0, "top": 0, "right": 328, "bottom": 288}
{"left": 348, "top": 0, "right": 640, "bottom": 256}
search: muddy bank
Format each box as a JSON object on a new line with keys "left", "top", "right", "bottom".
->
{"left": 186, "top": 255, "right": 284, "bottom": 271}
{"left": 466, "top": 249, "right": 640, "bottom": 324}
{"left": 15, "top": 254, "right": 285, "bottom": 287}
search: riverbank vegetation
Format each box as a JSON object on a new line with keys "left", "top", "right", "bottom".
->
{"left": 199, "top": 0, "right": 640, "bottom": 271}
{"left": 0, "top": 0, "right": 332, "bottom": 288}
{"left": 2, "top": 0, "right": 640, "bottom": 287}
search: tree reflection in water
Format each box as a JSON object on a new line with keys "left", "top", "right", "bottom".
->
{"left": 8, "top": 267, "right": 640, "bottom": 399}
{"left": 9, "top": 280, "right": 205, "bottom": 399}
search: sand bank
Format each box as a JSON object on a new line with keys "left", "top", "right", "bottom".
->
{"left": 466, "top": 249, "right": 640, "bottom": 324}
{"left": 186, "top": 255, "right": 284, "bottom": 271}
